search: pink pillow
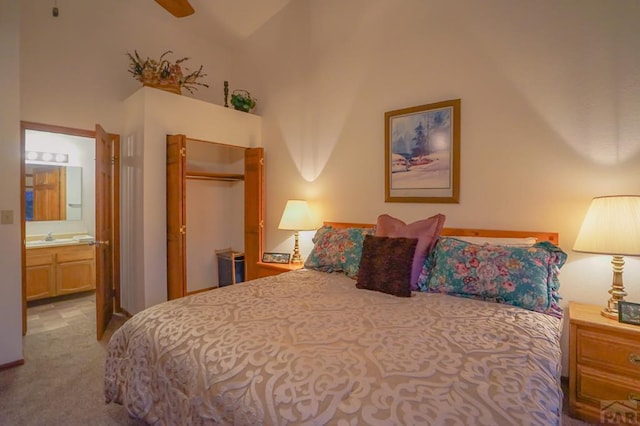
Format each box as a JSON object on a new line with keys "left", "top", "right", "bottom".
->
{"left": 375, "top": 213, "right": 446, "bottom": 291}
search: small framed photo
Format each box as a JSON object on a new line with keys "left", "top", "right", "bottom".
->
{"left": 618, "top": 301, "right": 640, "bottom": 326}
{"left": 262, "top": 252, "right": 291, "bottom": 264}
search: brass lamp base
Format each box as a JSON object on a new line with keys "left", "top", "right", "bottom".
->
{"left": 290, "top": 231, "right": 304, "bottom": 264}
{"left": 600, "top": 255, "right": 627, "bottom": 320}
{"left": 601, "top": 307, "right": 619, "bottom": 320}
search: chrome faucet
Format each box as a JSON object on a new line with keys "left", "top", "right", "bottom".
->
{"left": 45, "top": 232, "right": 54, "bottom": 241}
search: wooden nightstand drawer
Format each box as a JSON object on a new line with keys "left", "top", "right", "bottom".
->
{"left": 569, "top": 302, "right": 640, "bottom": 423}
{"left": 577, "top": 365, "right": 640, "bottom": 403}
{"left": 577, "top": 328, "right": 640, "bottom": 376}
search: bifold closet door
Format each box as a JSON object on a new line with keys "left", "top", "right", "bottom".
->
{"left": 244, "top": 148, "right": 264, "bottom": 281}
{"left": 166, "top": 134, "right": 187, "bottom": 300}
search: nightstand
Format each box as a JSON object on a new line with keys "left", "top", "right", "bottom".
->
{"left": 569, "top": 301, "right": 640, "bottom": 423}
{"left": 256, "top": 262, "right": 303, "bottom": 278}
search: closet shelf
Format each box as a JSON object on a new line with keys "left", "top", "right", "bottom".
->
{"left": 185, "top": 171, "right": 244, "bottom": 181}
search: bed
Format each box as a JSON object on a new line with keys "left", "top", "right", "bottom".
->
{"left": 104, "top": 220, "right": 566, "bottom": 425}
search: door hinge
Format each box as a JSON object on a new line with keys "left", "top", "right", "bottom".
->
{"left": 180, "top": 225, "right": 186, "bottom": 234}
{"left": 180, "top": 147, "right": 186, "bottom": 157}
{"left": 260, "top": 158, "right": 264, "bottom": 165}
{"left": 111, "top": 155, "right": 117, "bottom": 165}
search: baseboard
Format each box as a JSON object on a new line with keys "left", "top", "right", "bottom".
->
{"left": 0, "top": 358, "right": 25, "bottom": 371}
{"left": 118, "top": 308, "right": 132, "bottom": 318}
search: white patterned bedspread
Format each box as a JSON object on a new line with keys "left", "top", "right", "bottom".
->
{"left": 104, "top": 269, "right": 562, "bottom": 425}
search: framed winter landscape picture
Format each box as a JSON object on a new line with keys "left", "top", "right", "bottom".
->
{"left": 385, "top": 99, "right": 460, "bottom": 203}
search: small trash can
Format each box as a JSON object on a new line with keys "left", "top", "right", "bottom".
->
{"left": 216, "top": 249, "right": 245, "bottom": 287}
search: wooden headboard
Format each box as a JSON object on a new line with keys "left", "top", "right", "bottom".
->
{"left": 324, "top": 222, "right": 559, "bottom": 245}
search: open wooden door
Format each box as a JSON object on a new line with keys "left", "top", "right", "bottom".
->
{"left": 31, "top": 166, "right": 66, "bottom": 221}
{"left": 20, "top": 121, "right": 119, "bottom": 339}
{"left": 95, "top": 124, "right": 114, "bottom": 340}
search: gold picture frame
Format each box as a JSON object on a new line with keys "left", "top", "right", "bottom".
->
{"left": 385, "top": 99, "right": 460, "bottom": 203}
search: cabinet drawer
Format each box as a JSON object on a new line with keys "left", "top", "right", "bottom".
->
{"left": 26, "top": 251, "right": 55, "bottom": 267}
{"left": 577, "top": 365, "right": 640, "bottom": 404}
{"left": 56, "top": 245, "right": 94, "bottom": 263}
{"left": 577, "top": 328, "right": 640, "bottom": 377}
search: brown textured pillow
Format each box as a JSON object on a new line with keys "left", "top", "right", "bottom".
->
{"left": 356, "top": 235, "right": 418, "bottom": 297}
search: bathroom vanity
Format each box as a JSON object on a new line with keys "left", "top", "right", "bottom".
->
{"left": 25, "top": 240, "right": 95, "bottom": 301}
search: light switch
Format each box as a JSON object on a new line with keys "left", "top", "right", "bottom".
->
{"left": 1, "top": 210, "right": 14, "bottom": 225}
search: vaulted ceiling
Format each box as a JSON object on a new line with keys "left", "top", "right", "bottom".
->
{"left": 156, "top": 0, "right": 293, "bottom": 44}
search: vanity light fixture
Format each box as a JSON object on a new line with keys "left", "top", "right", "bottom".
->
{"left": 26, "top": 151, "right": 69, "bottom": 164}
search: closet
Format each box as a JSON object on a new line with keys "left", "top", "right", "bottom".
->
{"left": 166, "top": 134, "right": 263, "bottom": 300}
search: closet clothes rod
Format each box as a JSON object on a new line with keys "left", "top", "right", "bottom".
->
{"left": 185, "top": 171, "right": 244, "bottom": 182}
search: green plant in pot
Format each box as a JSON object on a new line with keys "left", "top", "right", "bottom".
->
{"left": 230, "top": 89, "right": 257, "bottom": 112}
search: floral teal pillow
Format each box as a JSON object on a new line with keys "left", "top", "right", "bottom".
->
{"left": 417, "top": 237, "right": 566, "bottom": 318}
{"left": 304, "top": 226, "right": 375, "bottom": 278}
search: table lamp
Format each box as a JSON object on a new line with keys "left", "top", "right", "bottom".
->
{"left": 573, "top": 195, "right": 640, "bottom": 319}
{"left": 278, "top": 200, "right": 315, "bottom": 264}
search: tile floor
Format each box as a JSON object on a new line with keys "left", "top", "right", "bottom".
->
{"left": 26, "top": 291, "right": 96, "bottom": 335}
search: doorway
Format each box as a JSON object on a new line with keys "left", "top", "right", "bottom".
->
{"left": 20, "top": 121, "right": 120, "bottom": 340}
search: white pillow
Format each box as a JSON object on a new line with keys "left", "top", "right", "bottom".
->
{"left": 447, "top": 236, "right": 537, "bottom": 247}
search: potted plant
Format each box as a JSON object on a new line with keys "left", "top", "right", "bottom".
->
{"left": 127, "top": 50, "right": 209, "bottom": 95}
{"left": 230, "top": 89, "right": 257, "bottom": 113}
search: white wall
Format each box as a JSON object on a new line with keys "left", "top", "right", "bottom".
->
{"left": 19, "top": 0, "right": 234, "bottom": 132}
{"left": 120, "top": 88, "right": 261, "bottom": 314}
{"left": 0, "top": 0, "right": 23, "bottom": 366}
{"left": 186, "top": 180, "right": 244, "bottom": 291}
{"left": 238, "top": 0, "right": 640, "bottom": 374}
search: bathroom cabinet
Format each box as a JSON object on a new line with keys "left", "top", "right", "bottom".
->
{"left": 26, "top": 243, "right": 95, "bottom": 301}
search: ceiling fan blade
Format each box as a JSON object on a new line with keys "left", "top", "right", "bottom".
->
{"left": 154, "top": 0, "right": 195, "bottom": 17}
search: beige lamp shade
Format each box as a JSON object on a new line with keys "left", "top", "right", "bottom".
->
{"left": 573, "top": 195, "right": 640, "bottom": 256}
{"left": 278, "top": 200, "right": 315, "bottom": 231}
{"left": 573, "top": 195, "right": 640, "bottom": 319}
{"left": 278, "top": 200, "right": 315, "bottom": 264}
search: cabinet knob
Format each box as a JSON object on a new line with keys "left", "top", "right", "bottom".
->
{"left": 629, "top": 354, "right": 640, "bottom": 366}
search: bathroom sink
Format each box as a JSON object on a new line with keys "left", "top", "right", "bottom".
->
{"left": 26, "top": 238, "right": 78, "bottom": 247}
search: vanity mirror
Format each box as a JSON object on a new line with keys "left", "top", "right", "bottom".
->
{"left": 25, "top": 164, "right": 82, "bottom": 221}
